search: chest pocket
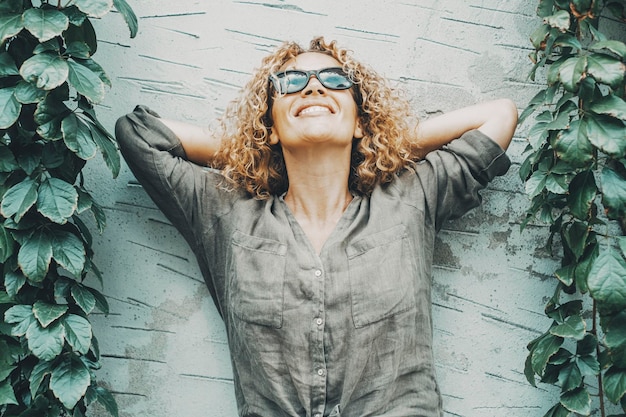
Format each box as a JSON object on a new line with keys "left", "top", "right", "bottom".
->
{"left": 229, "top": 230, "right": 287, "bottom": 328}
{"left": 346, "top": 224, "right": 416, "bottom": 328}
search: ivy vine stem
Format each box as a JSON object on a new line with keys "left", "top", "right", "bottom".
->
{"left": 593, "top": 299, "right": 606, "bottom": 417}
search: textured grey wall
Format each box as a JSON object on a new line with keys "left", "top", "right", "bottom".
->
{"left": 83, "top": 1, "right": 609, "bottom": 416}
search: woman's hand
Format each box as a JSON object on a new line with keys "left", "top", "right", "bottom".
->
{"left": 414, "top": 98, "right": 518, "bottom": 155}
{"left": 160, "top": 118, "right": 221, "bottom": 165}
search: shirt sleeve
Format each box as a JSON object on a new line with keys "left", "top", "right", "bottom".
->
{"left": 114, "top": 105, "right": 231, "bottom": 255}
{"left": 415, "top": 129, "right": 511, "bottom": 231}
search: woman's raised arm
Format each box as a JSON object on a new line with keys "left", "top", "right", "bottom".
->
{"left": 414, "top": 98, "right": 518, "bottom": 154}
{"left": 160, "top": 118, "right": 222, "bottom": 166}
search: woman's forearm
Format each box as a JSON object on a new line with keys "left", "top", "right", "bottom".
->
{"left": 160, "top": 118, "right": 221, "bottom": 166}
{"left": 415, "top": 98, "right": 518, "bottom": 154}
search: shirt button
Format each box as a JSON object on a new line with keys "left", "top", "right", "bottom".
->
{"left": 317, "top": 368, "right": 326, "bottom": 377}
{"left": 315, "top": 317, "right": 323, "bottom": 326}
{"left": 314, "top": 269, "right": 322, "bottom": 277}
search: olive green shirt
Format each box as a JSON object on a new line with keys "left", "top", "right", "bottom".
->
{"left": 115, "top": 105, "right": 511, "bottom": 417}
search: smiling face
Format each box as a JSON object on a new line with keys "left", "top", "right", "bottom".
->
{"left": 269, "top": 52, "right": 363, "bottom": 150}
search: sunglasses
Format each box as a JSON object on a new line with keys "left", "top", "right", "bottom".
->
{"left": 270, "top": 67, "right": 354, "bottom": 95}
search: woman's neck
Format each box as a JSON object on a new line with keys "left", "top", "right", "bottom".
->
{"left": 282, "top": 147, "right": 353, "bottom": 254}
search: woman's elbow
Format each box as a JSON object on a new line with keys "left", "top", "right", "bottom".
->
{"left": 483, "top": 98, "right": 518, "bottom": 151}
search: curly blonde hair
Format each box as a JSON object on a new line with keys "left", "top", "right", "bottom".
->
{"left": 212, "top": 36, "right": 419, "bottom": 198}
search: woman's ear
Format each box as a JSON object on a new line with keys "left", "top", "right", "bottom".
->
{"left": 269, "top": 129, "right": 280, "bottom": 145}
{"left": 353, "top": 120, "right": 364, "bottom": 139}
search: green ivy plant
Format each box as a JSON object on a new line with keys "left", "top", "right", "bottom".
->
{"left": 0, "top": 0, "right": 137, "bottom": 416}
{"left": 519, "top": 0, "right": 626, "bottom": 416}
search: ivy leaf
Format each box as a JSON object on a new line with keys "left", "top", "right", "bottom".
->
{"left": 22, "top": 8, "right": 69, "bottom": 42}
{"left": 113, "top": 0, "right": 138, "bottom": 38}
{"left": 563, "top": 220, "right": 589, "bottom": 261}
{"left": 576, "top": 355, "right": 600, "bottom": 378}
{"left": 20, "top": 52, "right": 69, "bottom": 90}
{"left": 95, "top": 385, "right": 119, "bottom": 417}
{"left": 63, "top": 314, "right": 92, "bottom": 354}
{"left": 532, "top": 333, "right": 564, "bottom": 376}
{"left": 553, "top": 57, "right": 585, "bottom": 92}
{"left": 4, "top": 271, "right": 25, "bottom": 299}
{"left": 0, "top": 224, "right": 15, "bottom": 263}
{"left": 554, "top": 34, "right": 582, "bottom": 51}
{"left": 575, "top": 244, "right": 597, "bottom": 294}
{"left": 29, "top": 360, "right": 53, "bottom": 398}
{"left": 525, "top": 169, "right": 548, "bottom": 198}
{"left": 62, "top": 113, "right": 98, "bottom": 160}
{"left": 4, "top": 304, "right": 35, "bottom": 337}
{"left": 0, "top": 87, "right": 21, "bottom": 129}
{"left": 89, "top": 119, "right": 120, "bottom": 177}
{"left": 67, "top": 60, "right": 105, "bottom": 103}
{"left": 586, "top": 53, "right": 625, "bottom": 88}
{"left": 76, "top": 188, "right": 94, "bottom": 214}
{"left": 37, "top": 177, "right": 79, "bottom": 224}
{"left": 18, "top": 228, "right": 53, "bottom": 282}
{"left": 550, "top": 315, "right": 586, "bottom": 340}
{"left": 0, "top": 52, "right": 19, "bottom": 76}
{"left": 0, "top": 13, "right": 24, "bottom": 44}
{"left": 602, "top": 165, "right": 626, "bottom": 221}
{"left": 0, "top": 362, "right": 15, "bottom": 381}
{"left": 589, "top": 94, "right": 626, "bottom": 121}
{"left": 50, "top": 353, "right": 90, "bottom": 409}
{"left": 88, "top": 286, "right": 109, "bottom": 314}
{"left": 32, "top": 300, "right": 68, "bottom": 328}
{"left": 547, "top": 300, "right": 583, "bottom": 323}
{"left": 35, "top": 96, "right": 69, "bottom": 140}
{"left": 530, "top": 23, "right": 550, "bottom": 49}
{"left": 555, "top": 264, "right": 575, "bottom": 286}
{"left": 26, "top": 321, "right": 65, "bottom": 361}
{"left": 591, "top": 40, "right": 626, "bottom": 59}
{"left": 553, "top": 119, "right": 594, "bottom": 167}
{"left": 75, "top": 59, "right": 111, "bottom": 87}
{"left": 544, "top": 10, "right": 571, "bottom": 32}
{"left": 545, "top": 173, "right": 569, "bottom": 194}
{"left": 65, "top": 41, "right": 92, "bottom": 59}
{"left": 585, "top": 114, "right": 626, "bottom": 157}
{"left": 73, "top": 0, "right": 114, "bottom": 18}
{"left": 71, "top": 284, "right": 96, "bottom": 314}
{"left": 0, "top": 379, "right": 18, "bottom": 406}
{"left": 14, "top": 80, "right": 47, "bottom": 104}
{"left": 560, "top": 386, "right": 591, "bottom": 415}
{"left": 90, "top": 199, "right": 106, "bottom": 233}
{"left": 604, "top": 310, "right": 626, "bottom": 351}
{"left": 0, "top": 143, "right": 19, "bottom": 172}
{"left": 1, "top": 178, "right": 38, "bottom": 222}
{"left": 51, "top": 229, "right": 86, "bottom": 278}
{"left": 64, "top": 18, "right": 97, "bottom": 54}
{"left": 558, "top": 361, "right": 582, "bottom": 392}
{"left": 543, "top": 403, "right": 572, "bottom": 417}
{"left": 588, "top": 248, "right": 626, "bottom": 309}
{"left": 567, "top": 170, "right": 596, "bottom": 220}
{"left": 603, "top": 366, "right": 626, "bottom": 404}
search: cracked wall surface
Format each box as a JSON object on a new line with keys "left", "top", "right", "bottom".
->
{"left": 84, "top": 1, "right": 617, "bottom": 416}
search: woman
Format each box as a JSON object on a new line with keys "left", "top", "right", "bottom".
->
{"left": 116, "top": 37, "right": 517, "bottom": 417}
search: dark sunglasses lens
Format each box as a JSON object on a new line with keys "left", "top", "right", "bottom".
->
{"left": 278, "top": 71, "right": 308, "bottom": 94}
{"left": 319, "top": 69, "right": 352, "bottom": 89}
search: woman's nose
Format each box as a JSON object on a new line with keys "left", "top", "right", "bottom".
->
{"left": 302, "top": 75, "right": 326, "bottom": 95}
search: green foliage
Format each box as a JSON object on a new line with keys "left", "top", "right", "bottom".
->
{"left": 0, "top": 0, "right": 137, "bottom": 416}
{"left": 521, "top": 0, "right": 626, "bottom": 415}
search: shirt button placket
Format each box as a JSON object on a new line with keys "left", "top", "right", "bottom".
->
{"left": 311, "top": 267, "right": 327, "bottom": 417}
